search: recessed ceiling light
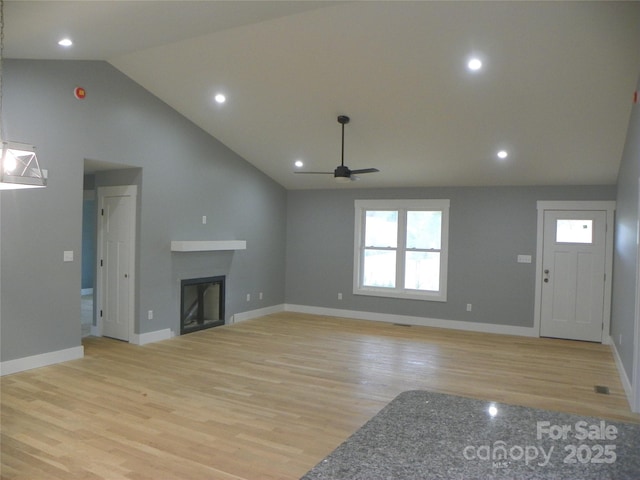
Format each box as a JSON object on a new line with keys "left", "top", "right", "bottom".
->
{"left": 58, "top": 38, "right": 73, "bottom": 47}
{"left": 294, "top": 160, "right": 304, "bottom": 168}
{"left": 214, "top": 93, "right": 226, "bottom": 104}
{"left": 497, "top": 150, "right": 508, "bottom": 159}
{"left": 467, "top": 58, "right": 482, "bottom": 71}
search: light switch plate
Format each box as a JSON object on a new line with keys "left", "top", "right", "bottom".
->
{"left": 517, "top": 254, "right": 532, "bottom": 263}
{"left": 63, "top": 250, "right": 74, "bottom": 262}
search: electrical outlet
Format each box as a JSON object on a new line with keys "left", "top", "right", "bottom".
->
{"left": 202, "top": 215, "right": 207, "bottom": 224}
{"left": 246, "top": 293, "right": 251, "bottom": 302}
{"left": 148, "top": 310, "right": 153, "bottom": 320}
{"left": 259, "top": 292, "right": 263, "bottom": 300}
{"left": 338, "top": 292, "right": 343, "bottom": 300}
{"left": 619, "top": 334, "right": 622, "bottom": 345}
{"left": 466, "top": 304, "right": 472, "bottom": 312}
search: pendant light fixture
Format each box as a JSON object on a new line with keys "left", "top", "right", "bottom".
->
{"left": 0, "top": 0, "right": 46, "bottom": 190}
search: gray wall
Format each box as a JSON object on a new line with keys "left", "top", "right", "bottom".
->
{"left": 1, "top": 60, "right": 287, "bottom": 362}
{"left": 0, "top": 57, "right": 633, "bottom": 374}
{"left": 286, "top": 185, "right": 616, "bottom": 327}
{"left": 611, "top": 73, "right": 640, "bottom": 380}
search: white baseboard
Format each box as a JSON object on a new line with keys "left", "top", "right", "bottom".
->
{"left": 230, "top": 304, "right": 285, "bottom": 324}
{"left": 0, "top": 305, "right": 555, "bottom": 377}
{"left": 0, "top": 346, "right": 84, "bottom": 376}
{"left": 88, "top": 327, "right": 173, "bottom": 345}
{"left": 608, "top": 336, "right": 633, "bottom": 409}
{"left": 284, "top": 304, "right": 538, "bottom": 337}
{"left": 130, "top": 328, "right": 174, "bottom": 345}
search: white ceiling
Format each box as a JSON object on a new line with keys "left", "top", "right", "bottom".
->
{"left": 4, "top": 1, "right": 640, "bottom": 189}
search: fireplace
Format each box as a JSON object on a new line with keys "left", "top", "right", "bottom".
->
{"left": 180, "top": 276, "right": 225, "bottom": 335}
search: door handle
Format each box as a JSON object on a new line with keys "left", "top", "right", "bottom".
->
{"left": 543, "top": 269, "right": 550, "bottom": 283}
{"left": 124, "top": 274, "right": 129, "bottom": 278}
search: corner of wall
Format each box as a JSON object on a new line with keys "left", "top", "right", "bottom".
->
{"left": 608, "top": 335, "right": 634, "bottom": 409}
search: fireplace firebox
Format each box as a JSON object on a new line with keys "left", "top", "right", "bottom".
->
{"left": 180, "top": 276, "right": 225, "bottom": 335}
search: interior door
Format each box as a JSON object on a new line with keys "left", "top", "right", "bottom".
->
{"left": 99, "top": 188, "right": 135, "bottom": 341}
{"left": 540, "top": 210, "right": 606, "bottom": 342}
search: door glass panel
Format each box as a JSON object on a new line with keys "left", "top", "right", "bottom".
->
{"left": 556, "top": 219, "right": 593, "bottom": 244}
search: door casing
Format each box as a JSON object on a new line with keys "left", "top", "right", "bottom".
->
{"left": 534, "top": 201, "right": 615, "bottom": 343}
{"left": 633, "top": 178, "right": 640, "bottom": 413}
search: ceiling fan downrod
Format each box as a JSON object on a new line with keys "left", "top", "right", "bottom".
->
{"left": 338, "top": 115, "right": 350, "bottom": 169}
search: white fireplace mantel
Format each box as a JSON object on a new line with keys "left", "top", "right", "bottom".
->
{"left": 170, "top": 240, "right": 246, "bottom": 252}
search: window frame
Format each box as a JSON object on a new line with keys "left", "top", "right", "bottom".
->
{"left": 353, "top": 199, "right": 450, "bottom": 302}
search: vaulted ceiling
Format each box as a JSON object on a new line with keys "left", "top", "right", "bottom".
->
{"left": 4, "top": 1, "right": 640, "bottom": 189}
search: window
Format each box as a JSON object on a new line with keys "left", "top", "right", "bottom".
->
{"left": 354, "top": 199, "right": 449, "bottom": 301}
{"left": 556, "top": 219, "right": 593, "bottom": 244}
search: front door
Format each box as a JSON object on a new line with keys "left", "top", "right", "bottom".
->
{"left": 98, "top": 186, "right": 136, "bottom": 341}
{"left": 540, "top": 210, "right": 606, "bottom": 342}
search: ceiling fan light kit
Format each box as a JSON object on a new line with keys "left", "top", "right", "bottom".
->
{"left": 295, "top": 115, "right": 379, "bottom": 183}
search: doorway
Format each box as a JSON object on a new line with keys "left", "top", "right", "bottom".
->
{"left": 534, "top": 201, "right": 615, "bottom": 343}
{"left": 81, "top": 189, "right": 96, "bottom": 337}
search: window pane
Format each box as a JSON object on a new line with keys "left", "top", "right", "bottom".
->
{"left": 407, "top": 211, "right": 441, "bottom": 249}
{"left": 556, "top": 219, "right": 593, "bottom": 244}
{"left": 365, "top": 211, "right": 398, "bottom": 247}
{"left": 363, "top": 249, "right": 396, "bottom": 287}
{"left": 405, "top": 252, "right": 440, "bottom": 291}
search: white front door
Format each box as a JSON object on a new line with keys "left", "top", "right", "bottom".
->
{"left": 98, "top": 186, "right": 136, "bottom": 341}
{"left": 540, "top": 210, "right": 606, "bottom": 342}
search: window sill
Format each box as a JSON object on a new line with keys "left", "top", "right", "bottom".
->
{"left": 354, "top": 287, "right": 447, "bottom": 302}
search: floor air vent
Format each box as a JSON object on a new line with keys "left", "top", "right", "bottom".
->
{"left": 594, "top": 385, "right": 610, "bottom": 395}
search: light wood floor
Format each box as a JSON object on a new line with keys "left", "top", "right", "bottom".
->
{"left": 1, "top": 312, "right": 638, "bottom": 479}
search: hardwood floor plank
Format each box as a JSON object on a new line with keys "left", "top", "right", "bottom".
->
{"left": 2, "top": 312, "right": 638, "bottom": 479}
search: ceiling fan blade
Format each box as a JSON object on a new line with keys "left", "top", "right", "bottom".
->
{"left": 294, "top": 116, "right": 380, "bottom": 182}
{"left": 350, "top": 168, "right": 380, "bottom": 174}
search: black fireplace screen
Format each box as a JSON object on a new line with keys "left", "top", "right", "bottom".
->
{"left": 180, "top": 276, "right": 225, "bottom": 334}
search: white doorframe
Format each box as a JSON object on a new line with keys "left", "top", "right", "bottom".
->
{"left": 633, "top": 178, "right": 640, "bottom": 413}
{"left": 96, "top": 185, "right": 137, "bottom": 342}
{"left": 534, "top": 200, "right": 615, "bottom": 342}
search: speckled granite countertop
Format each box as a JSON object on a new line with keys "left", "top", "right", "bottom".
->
{"left": 301, "top": 390, "right": 640, "bottom": 480}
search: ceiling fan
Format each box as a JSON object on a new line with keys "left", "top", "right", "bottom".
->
{"left": 295, "top": 115, "right": 380, "bottom": 182}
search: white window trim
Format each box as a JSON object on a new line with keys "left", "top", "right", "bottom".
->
{"left": 353, "top": 199, "right": 449, "bottom": 302}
